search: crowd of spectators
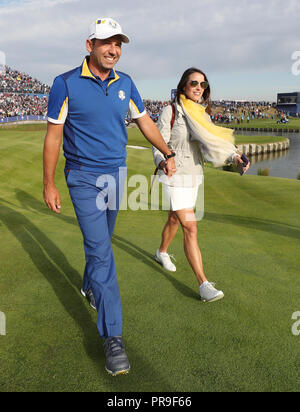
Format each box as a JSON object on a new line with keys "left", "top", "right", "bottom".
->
{"left": 210, "top": 100, "right": 278, "bottom": 124}
{"left": 127, "top": 98, "right": 292, "bottom": 125}
{"left": 0, "top": 66, "right": 50, "bottom": 94}
{"left": 125, "top": 99, "right": 170, "bottom": 124}
{"left": 143, "top": 99, "right": 169, "bottom": 121}
{"left": 0, "top": 66, "right": 297, "bottom": 122}
{"left": 128, "top": 99, "right": 281, "bottom": 124}
{"left": 0, "top": 66, "right": 49, "bottom": 119}
{"left": 0, "top": 92, "right": 48, "bottom": 118}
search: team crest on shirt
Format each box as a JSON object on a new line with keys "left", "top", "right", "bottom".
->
{"left": 118, "top": 90, "right": 126, "bottom": 101}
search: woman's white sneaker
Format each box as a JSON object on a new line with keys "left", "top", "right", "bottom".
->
{"left": 200, "top": 281, "right": 224, "bottom": 302}
{"left": 155, "top": 249, "right": 176, "bottom": 272}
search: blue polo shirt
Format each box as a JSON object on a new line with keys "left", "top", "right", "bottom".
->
{"left": 47, "top": 56, "right": 146, "bottom": 172}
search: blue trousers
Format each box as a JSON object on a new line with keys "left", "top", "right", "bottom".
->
{"left": 65, "top": 167, "right": 126, "bottom": 339}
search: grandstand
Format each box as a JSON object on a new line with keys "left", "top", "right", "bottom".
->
{"left": 0, "top": 66, "right": 171, "bottom": 123}
{"left": 0, "top": 66, "right": 285, "bottom": 124}
{"left": 0, "top": 66, "right": 49, "bottom": 121}
{"left": 0, "top": 66, "right": 50, "bottom": 94}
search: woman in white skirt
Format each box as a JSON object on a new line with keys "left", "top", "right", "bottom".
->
{"left": 152, "top": 68, "right": 250, "bottom": 302}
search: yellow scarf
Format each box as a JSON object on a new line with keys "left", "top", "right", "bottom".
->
{"left": 180, "top": 94, "right": 237, "bottom": 167}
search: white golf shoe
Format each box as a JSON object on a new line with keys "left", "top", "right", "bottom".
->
{"left": 200, "top": 281, "right": 224, "bottom": 302}
{"left": 155, "top": 249, "right": 176, "bottom": 272}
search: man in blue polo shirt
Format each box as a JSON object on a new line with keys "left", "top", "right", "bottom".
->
{"left": 43, "top": 17, "right": 176, "bottom": 376}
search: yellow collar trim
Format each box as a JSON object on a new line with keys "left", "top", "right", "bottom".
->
{"left": 81, "top": 59, "right": 120, "bottom": 87}
{"left": 81, "top": 58, "right": 96, "bottom": 80}
{"left": 108, "top": 68, "right": 120, "bottom": 87}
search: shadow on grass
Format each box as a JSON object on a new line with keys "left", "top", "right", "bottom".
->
{"left": 1, "top": 194, "right": 173, "bottom": 390}
{"left": 16, "top": 189, "right": 76, "bottom": 227}
{"left": 203, "top": 212, "right": 300, "bottom": 240}
{"left": 112, "top": 234, "right": 199, "bottom": 301}
{"left": 16, "top": 189, "right": 198, "bottom": 301}
{"left": 0, "top": 200, "right": 100, "bottom": 361}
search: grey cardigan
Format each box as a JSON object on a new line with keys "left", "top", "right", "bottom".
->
{"left": 152, "top": 102, "right": 204, "bottom": 187}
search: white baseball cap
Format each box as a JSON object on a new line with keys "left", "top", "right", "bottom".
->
{"left": 89, "top": 18, "right": 130, "bottom": 43}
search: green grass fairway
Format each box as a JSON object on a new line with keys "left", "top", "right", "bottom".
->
{"left": 0, "top": 125, "right": 300, "bottom": 392}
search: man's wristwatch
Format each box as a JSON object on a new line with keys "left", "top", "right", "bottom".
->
{"left": 164, "top": 152, "right": 176, "bottom": 160}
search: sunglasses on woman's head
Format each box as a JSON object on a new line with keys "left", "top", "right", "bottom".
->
{"left": 189, "top": 80, "right": 209, "bottom": 89}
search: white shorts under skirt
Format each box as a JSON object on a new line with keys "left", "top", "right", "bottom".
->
{"left": 162, "top": 184, "right": 199, "bottom": 211}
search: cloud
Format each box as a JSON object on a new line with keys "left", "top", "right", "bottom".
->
{"left": 0, "top": 0, "right": 299, "bottom": 99}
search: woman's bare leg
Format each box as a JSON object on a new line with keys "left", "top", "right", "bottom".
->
{"left": 159, "top": 210, "right": 180, "bottom": 253}
{"left": 175, "top": 208, "right": 207, "bottom": 286}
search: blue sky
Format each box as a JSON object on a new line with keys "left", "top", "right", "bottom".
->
{"left": 0, "top": 0, "right": 299, "bottom": 101}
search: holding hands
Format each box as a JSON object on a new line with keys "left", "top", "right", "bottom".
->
{"left": 159, "top": 156, "right": 177, "bottom": 177}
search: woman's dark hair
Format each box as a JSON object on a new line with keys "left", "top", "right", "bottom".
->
{"left": 175, "top": 67, "right": 212, "bottom": 115}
